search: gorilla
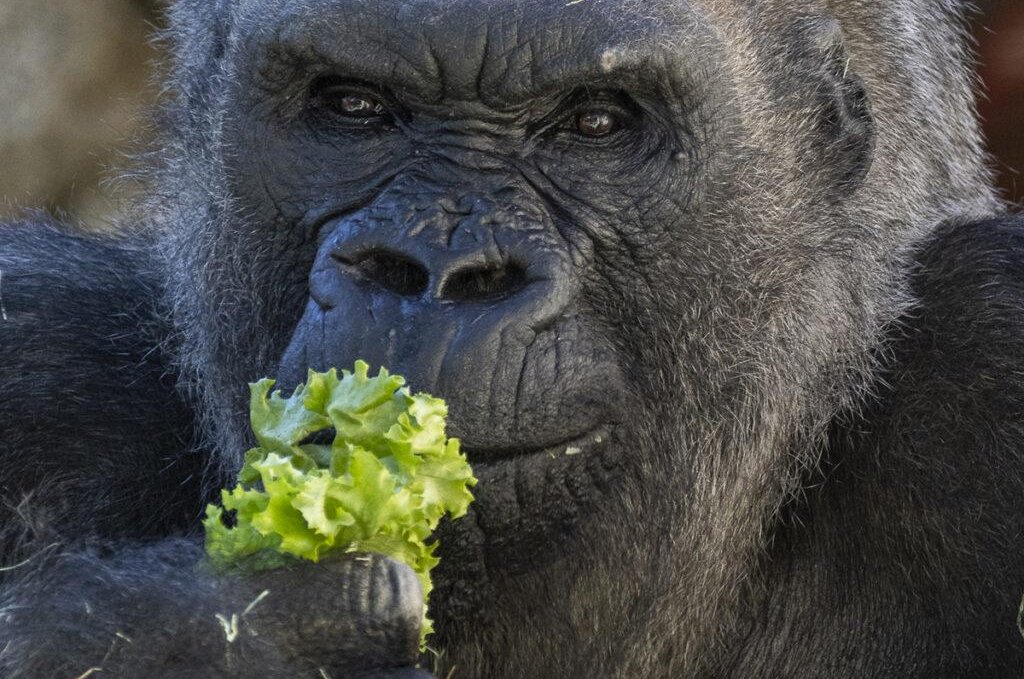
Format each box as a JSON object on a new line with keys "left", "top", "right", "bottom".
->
{"left": 0, "top": 0, "right": 1022, "bottom": 676}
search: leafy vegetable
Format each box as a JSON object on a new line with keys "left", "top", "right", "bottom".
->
{"left": 203, "top": 361, "right": 477, "bottom": 642}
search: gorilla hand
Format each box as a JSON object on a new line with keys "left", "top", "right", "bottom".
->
{"left": 0, "top": 539, "right": 432, "bottom": 679}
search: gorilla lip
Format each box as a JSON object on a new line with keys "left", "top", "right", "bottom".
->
{"left": 297, "top": 424, "right": 613, "bottom": 464}
{"left": 461, "top": 425, "right": 613, "bottom": 464}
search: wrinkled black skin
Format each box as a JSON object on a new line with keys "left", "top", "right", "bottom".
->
{"left": 1, "top": 0, "right": 1023, "bottom": 677}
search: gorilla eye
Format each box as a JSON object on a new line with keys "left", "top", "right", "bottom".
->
{"left": 323, "top": 91, "right": 385, "bottom": 119}
{"left": 576, "top": 110, "right": 619, "bottom": 137}
{"left": 334, "top": 94, "right": 384, "bottom": 117}
{"left": 310, "top": 78, "right": 390, "bottom": 123}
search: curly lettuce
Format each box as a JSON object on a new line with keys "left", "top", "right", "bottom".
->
{"left": 203, "top": 361, "right": 477, "bottom": 642}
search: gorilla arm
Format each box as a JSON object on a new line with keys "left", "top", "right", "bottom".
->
{"left": 3, "top": 540, "right": 428, "bottom": 678}
{"left": 0, "top": 220, "right": 431, "bottom": 678}
{"left": 0, "top": 220, "right": 203, "bottom": 543}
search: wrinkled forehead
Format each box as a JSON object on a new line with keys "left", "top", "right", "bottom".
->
{"left": 232, "top": 0, "right": 706, "bottom": 102}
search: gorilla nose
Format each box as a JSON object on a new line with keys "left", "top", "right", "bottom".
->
{"left": 328, "top": 233, "right": 533, "bottom": 304}
{"left": 283, "top": 202, "right": 593, "bottom": 449}
{"left": 332, "top": 247, "right": 430, "bottom": 299}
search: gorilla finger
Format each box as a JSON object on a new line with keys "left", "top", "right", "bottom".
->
{"left": 242, "top": 553, "right": 425, "bottom": 669}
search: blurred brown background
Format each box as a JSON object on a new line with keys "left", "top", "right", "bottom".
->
{"left": 0, "top": 0, "right": 159, "bottom": 226}
{"left": 0, "top": 0, "right": 1021, "bottom": 227}
{"left": 976, "top": 0, "right": 1024, "bottom": 205}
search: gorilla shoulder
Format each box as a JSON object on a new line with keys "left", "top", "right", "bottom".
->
{"left": 731, "top": 213, "right": 1024, "bottom": 677}
{"left": 902, "top": 214, "right": 1024, "bottom": 426}
{"left": 867, "top": 214, "right": 1024, "bottom": 670}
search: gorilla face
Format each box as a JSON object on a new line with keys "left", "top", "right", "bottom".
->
{"left": 162, "top": 0, "right": 879, "bottom": 672}
{"left": 211, "top": 0, "right": 712, "bottom": 543}
{"left": 236, "top": 0, "right": 701, "bottom": 430}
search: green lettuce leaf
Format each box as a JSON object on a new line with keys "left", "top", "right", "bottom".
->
{"left": 203, "top": 361, "right": 477, "bottom": 646}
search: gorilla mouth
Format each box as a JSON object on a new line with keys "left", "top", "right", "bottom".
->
{"left": 299, "top": 426, "right": 613, "bottom": 464}
{"left": 460, "top": 426, "right": 613, "bottom": 464}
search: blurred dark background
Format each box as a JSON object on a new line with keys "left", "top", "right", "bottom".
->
{"left": 975, "top": 0, "right": 1024, "bottom": 205}
{"left": 0, "top": 0, "right": 1021, "bottom": 227}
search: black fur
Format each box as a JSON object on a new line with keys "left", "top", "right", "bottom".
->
{"left": 0, "top": 220, "right": 202, "bottom": 546}
{"left": 730, "top": 217, "right": 1024, "bottom": 676}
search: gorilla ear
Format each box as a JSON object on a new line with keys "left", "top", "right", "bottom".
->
{"left": 793, "top": 17, "right": 876, "bottom": 196}
{"left": 164, "top": 0, "right": 234, "bottom": 115}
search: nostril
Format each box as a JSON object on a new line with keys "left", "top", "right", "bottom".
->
{"left": 334, "top": 249, "right": 429, "bottom": 298}
{"left": 440, "top": 261, "right": 529, "bottom": 303}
